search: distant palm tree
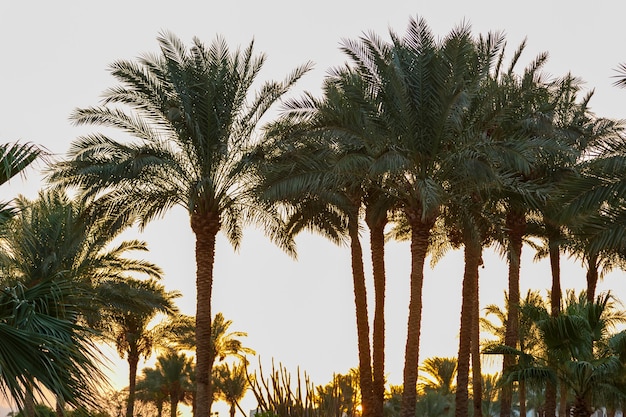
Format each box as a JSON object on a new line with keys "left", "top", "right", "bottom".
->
{"left": 419, "top": 357, "right": 457, "bottom": 397}
{"left": 213, "top": 362, "right": 249, "bottom": 417}
{"left": 136, "top": 367, "right": 169, "bottom": 417}
{"left": 48, "top": 32, "right": 310, "bottom": 417}
{"left": 96, "top": 278, "right": 180, "bottom": 417}
{"left": 157, "top": 351, "right": 194, "bottom": 417}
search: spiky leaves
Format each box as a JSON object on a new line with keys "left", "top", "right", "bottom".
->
{"left": 49, "top": 32, "right": 310, "bottom": 417}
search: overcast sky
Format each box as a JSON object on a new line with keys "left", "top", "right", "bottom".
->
{"left": 2, "top": 1, "right": 626, "bottom": 416}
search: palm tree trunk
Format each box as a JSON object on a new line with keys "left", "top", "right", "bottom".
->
{"left": 24, "top": 384, "right": 35, "bottom": 417}
{"left": 170, "top": 396, "right": 179, "bottom": 417}
{"left": 586, "top": 253, "right": 599, "bottom": 302}
{"left": 455, "top": 237, "right": 481, "bottom": 417}
{"left": 558, "top": 382, "right": 567, "bottom": 417}
{"left": 501, "top": 211, "right": 525, "bottom": 417}
{"left": 368, "top": 214, "right": 387, "bottom": 417}
{"left": 548, "top": 235, "right": 561, "bottom": 317}
{"left": 348, "top": 213, "right": 374, "bottom": 417}
{"left": 546, "top": 234, "right": 560, "bottom": 417}
{"left": 191, "top": 212, "right": 220, "bottom": 417}
{"left": 471, "top": 259, "right": 483, "bottom": 417}
{"left": 572, "top": 394, "right": 590, "bottom": 417}
{"left": 126, "top": 349, "right": 140, "bottom": 417}
{"left": 400, "top": 213, "right": 432, "bottom": 417}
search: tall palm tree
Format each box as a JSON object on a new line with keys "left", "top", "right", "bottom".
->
{"left": 345, "top": 19, "right": 498, "bottom": 417}
{"left": 48, "top": 32, "right": 311, "bottom": 417}
{"left": 259, "top": 61, "right": 394, "bottom": 417}
{"left": 96, "top": 278, "right": 180, "bottom": 417}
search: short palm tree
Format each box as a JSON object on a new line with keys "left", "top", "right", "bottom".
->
{"left": 486, "top": 291, "right": 626, "bottom": 417}
{"left": 96, "top": 278, "right": 180, "bottom": 417}
{"left": 419, "top": 357, "right": 457, "bottom": 398}
{"left": 48, "top": 32, "right": 310, "bottom": 417}
{"left": 135, "top": 367, "right": 169, "bottom": 417}
{"left": 156, "top": 351, "right": 195, "bottom": 417}
{"left": 213, "top": 362, "right": 249, "bottom": 417}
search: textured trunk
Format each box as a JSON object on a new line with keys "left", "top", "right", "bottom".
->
{"left": 126, "top": 348, "right": 140, "bottom": 417}
{"left": 471, "top": 250, "right": 483, "bottom": 417}
{"left": 400, "top": 212, "right": 432, "bottom": 417}
{"left": 368, "top": 213, "right": 387, "bottom": 417}
{"left": 455, "top": 237, "right": 481, "bottom": 417}
{"left": 229, "top": 402, "right": 236, "bottom": 417}
{"left": 191, "top": 211, "right": 220, "bottom": 417}
{"left": 572, "top": 394, "right": 591, "bottom": 417}
{"left": 501, "top": 210, "right": 525, "bottom": 417}
{"left": 586, "top": 253, "right": 599, "bottom": 302}
{"left": 546, "top": 235, "right": 560, "bottom": 417}
{"left": 548, "top": 235, "right": 561, "bottom": 317}
{"left": 24, "top": 386, "right": 35, "bottom": 417}
{"left": 558, "top": 383, "right": 568, "bottom": 417}
{"left": 348, "top": 212, "right": 374, "bottom": 417}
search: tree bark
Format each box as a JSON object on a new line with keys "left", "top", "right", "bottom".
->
{"left": 471, "top": 250, "right": 483, "bottom": 417}
{"left": 348, "top": 212, "right": 374, "bottom": 417}
{"left": 586, "top": 253, "right": 599, "bottom": 302}
{"left": 501, "top": 210, "right": 525, "bottom": 417}
{"left": 400, "top": 211, "right": 432, "bottom": 417}
{"left": 368, "top": 214, "right": 387, "bottom": 417}
{"left": 546, "top": 234, "right": 560, "bottom": 417}
{"left": 126, "top": 349, "right": 140, "bottom": 417}
{"left": 191, "top": 211, "right": 220, "bottom": 417}
{"left": 455, "top": 237, "right": 482, "bottom": 417}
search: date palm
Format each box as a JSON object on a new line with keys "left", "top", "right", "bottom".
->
{"left": 156, "top": 351, "right": 194, "bottom": 417}
{"left": 136, "top": 367, "right": 169, "bottom": 417}
{"left": 258, "top": 63, "right": 392, "bottom": 417}
{"left": 337, "top": 19, "right": 499, "bottom": 417}
{"left": 48, "top": 32, "right": 310, "bottom": 417}
{"left": 96, "top": 277, "right": 180, "bottom": 417}
{"left": 0, "top": 189, "right": 165, "bottom": 414}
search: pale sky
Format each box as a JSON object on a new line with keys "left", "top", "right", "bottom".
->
{"left": 2, "top": 1, "right": 626, "bottom": 416}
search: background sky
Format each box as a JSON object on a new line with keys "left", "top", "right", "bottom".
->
{"left": 1, "top": 1, "right": 626, "bottom": 416}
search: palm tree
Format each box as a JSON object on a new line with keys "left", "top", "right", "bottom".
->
{"left": 136, "top": 367, "right": 169, "bottom": 417}
{"left": 486, "top": 291, "right": 626, "bottom": 417}
{"left": 0, "top": 277, "right": 103, "bottom": 412}
{"left": 96, "top": 278, "right": 180, "bottom": 417}
{"left": 157, "top": 351, "right": 194, "bottom": 417}
{"left": 0, "top": 189, "right": 159, "bottom": 413}
{"left": 342, "top": 19, "right": 499, "bottom": 417}
{"left": 48, "top": 32, "right": 311, "bottom": 417}
{"left": 482, "top": 291, "right": 545, "bottom": 417}
{"left": 213, "top": 362, "right": 249, "bottom": 417}
{"left": 418, "top": 357, "right": 457, "bottom": 400}
{"left": 259, "top": 64, "right": 391, "bottom": 417}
